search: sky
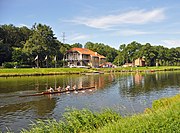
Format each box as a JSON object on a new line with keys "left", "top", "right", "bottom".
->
{"left": 1, "top": 0, "right": 180, "bottom": 49}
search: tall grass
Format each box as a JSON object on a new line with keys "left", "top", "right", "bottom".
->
{"left": 21, "top": 109, "right": 121, "bottom": 133}
{"left": 96, "top": 94, "right": 180, "bottom": 133}
{"left": 20, "top": 94, "right": 180, "bottom": 133}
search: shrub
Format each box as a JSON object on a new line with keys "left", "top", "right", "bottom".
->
{"left": 21, "top": 108, "right": 121, "bottom": 133}
{"left": 2, "top": 62, "right": 17, "bottom": 68}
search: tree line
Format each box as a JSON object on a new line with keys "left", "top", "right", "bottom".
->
{"left": 0, "top": 23, "right": 179, "bottom": 68}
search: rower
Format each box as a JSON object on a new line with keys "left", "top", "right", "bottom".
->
{"left": 48, "top": 87, "right": 54, "bottom": 92}
{"left": 56, "top": 86, "right": 62, "bottom": 92}
{"left": 65, "top": 85, "right": 70, "bottom": 91}
{"left": 72, "top": 85, "right": 78, "bottom": 94}
{"left": 72, "top": 85, "right": 77, "bottom": 90}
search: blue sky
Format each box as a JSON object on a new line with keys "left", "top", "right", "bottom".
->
{"left": 1, "top": 0, "right": 180, "bottom": 49}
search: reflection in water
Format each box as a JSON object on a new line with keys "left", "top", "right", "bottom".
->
{"left": 0, "top": 74, "right": 116, "bottom": 132}
{"left": 0, "top": 72, "right": 179, "bottom": 132}
{"left": 0, "top": 97, "right": 56, "bottom": 117}
{"left": 119, "top": 72, "right": 180, "bottom": 97}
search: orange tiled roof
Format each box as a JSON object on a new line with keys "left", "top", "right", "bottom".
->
{"left": 69, "top": 48, "right": 106, "bottom": 58}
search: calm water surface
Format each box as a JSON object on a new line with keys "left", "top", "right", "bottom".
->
{"left": 0, "top": 71, "right": 180, "bottom": 132}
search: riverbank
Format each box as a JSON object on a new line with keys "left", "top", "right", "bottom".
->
{"left": 20, "top": 94, "right": 180, "bottom": 133}
{"left": 0, "top": 66, "right": 180, "bottom": 77}
{"left": 0, "top": 68, "right": 93, "bottom": 77}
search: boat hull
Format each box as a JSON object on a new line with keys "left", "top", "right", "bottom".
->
{"left": 19, "top": 86, "right": 95, "bottom": 97}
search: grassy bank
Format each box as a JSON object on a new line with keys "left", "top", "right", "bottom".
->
{"left": 0, "top": 68, "right": 93, "bottom": 77}
{"left": 18, "top": 94, "right": 180, "bottom": 133}
{"left": 96, "top": 66, "right": 180, "bottom": 73}
{"left": 0, "top": 66, "right": 180, "bottom": 77}
{"left": 96, "top": 94, "right": 180, "bottom": 133}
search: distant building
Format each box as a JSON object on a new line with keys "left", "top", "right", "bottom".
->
{"left": 122, "top": 63, "right": 134, "bottom": 67}
{"left": 134, "top": 57, "right": 145, "bottom": 67}
{"left": 100, "top": 62, "right": 117, "bottom": 68}
{"left": 122, "top": 57, "right": 146, "bottom": 67}
{"left": 64, "top": 48, "right": 106, "bottom": 68}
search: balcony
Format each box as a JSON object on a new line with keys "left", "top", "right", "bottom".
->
{"left": 65, "top": 57, "right": 90, "bottom": 61}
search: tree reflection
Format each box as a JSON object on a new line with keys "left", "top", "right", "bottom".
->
{"left": 33, "top": 97, "right": 56, "bottom": 116}
{"left": 118, "top": 72, "right": 180, "bottom": 97}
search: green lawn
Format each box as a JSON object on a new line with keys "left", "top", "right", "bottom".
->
{"left": 98, "top": 66, "right": 180, "bottom": 72}
{"left": 0, "top": 66, "right": 180, "bottom": 77}
{"left": 0, "top": 68, "right": 93, "bottom": 76}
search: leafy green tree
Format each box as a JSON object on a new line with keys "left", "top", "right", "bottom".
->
{"left": 175, "top": 47, "right": 180, "bottom": 66}
{"left": 12, "top": 48, "right": 27, "bottom": 66}
{"left": 118, "top": 41, "right": 142, "bottom": 64}
{"left": 168, "top": 48, "right": 179, "bottom": 66}
{"left": 60, "top": 43, "right": 72, "bottom": 56}
{"left": 0, "top": 40, "right": 12, "bottom": 65}
{"left": 0, "top": 24, "right": 32, "bottom": 65}
{"left": 113, "top": 52, "right": 125, "bottom": 66}
{"left": 84, "top": 42, "right": 118, "bottom": 62}
{"left": 23, "top": 23, "right": 60, "bottom": 67}
{"left": 71, "top": 43, "right": 83, "bottom": 48}
{"left": 1, "top": 23, "right": 179, "bottom": 67}
{"left": 137, "top": 43, "right": 155, "bottom": 66}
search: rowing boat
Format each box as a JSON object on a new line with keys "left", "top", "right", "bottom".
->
{"left": 19, "top": 86, "right": 95, "bottom": 97}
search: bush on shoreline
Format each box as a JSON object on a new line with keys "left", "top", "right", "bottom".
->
{"left": 21, "top": 109, "right": 121, "bottom": 133}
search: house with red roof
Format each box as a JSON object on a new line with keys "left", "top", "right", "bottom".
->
{"left": 64, "top": 48, "right": 106, "bottom": 68}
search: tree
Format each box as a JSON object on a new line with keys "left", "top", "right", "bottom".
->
{"left": 85, "top": 42, "right": 118, "bottom": 62}
{"left": 118, "top": 41, "right": 142, "bottom": 64}
{"left": 23, "top": 23, "right": 60, "bottom": 67}
{"left": 0, "top": 40, "right": 12, "bottom": 65}
{"left": 0, "top": 24, "right": 32, "bottom": 65}
{"left": 71, "top": 43, "right": 83, "bottom": 48}
{"left": 113, "top": 52, "right": 124, "bottom": 66}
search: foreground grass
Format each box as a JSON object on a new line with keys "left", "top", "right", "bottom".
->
{"left": 19, "top": 94, "right": 180, "bottom": 133}
{"left": 21, "top": 109, "right": 121, "bottom": 133}
{"left": 95, "top": 94, "right": 180, "bottom": 133}
{"left": 0, "top": 66, "right": 180, "bottom": 77}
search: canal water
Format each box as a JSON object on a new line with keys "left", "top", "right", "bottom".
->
{"left": 0, "top": 71, "right": 180, "bottom": 132}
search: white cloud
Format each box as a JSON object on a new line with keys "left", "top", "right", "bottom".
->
{"left": 70, "top": 8, "right": 165, "bottom": 29}
{"left": 115, "top": 29, "right": 151, "bottom": 36}
{"left": 70, "top": 34, "right": 90, "bottom": 41}
{"left": 18, "top": 23, "right": 30, "bottom": 28}
{"left": 162, "top": 40, "right": 180, "bottom": 48}
{"left": 112, "top": 29, "right": 180, "bottom": 37}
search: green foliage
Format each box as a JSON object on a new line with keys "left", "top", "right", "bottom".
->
{"left": 0, "top": 24, "right": 180, "bottom": 67}
{"left": 96, "top": 94, "right": 180, "bottom": 133}
{"left": 113, "top": 52, "right": 124, "bottom": 66}
{"left": 2, "top": 62, "right": 17, "bottom": 68}
{"left": 22, "top": 23, "right": 62, "bottom": 67}
{"left": 117, "top": 42, "right": 180, "bottom": 66}
{"left": 21, "top": 109, "right": 121, "bottom": 133}
{"left": 117, "top": 41, "right": 142, "bottom": 65}
{"left": 0, "top": 40, "right": 12, "bottom": 65}
{"left": 71, "top": 43, "right": 83, "bottom": 48}
{"left": 152, "top": 94, "right": 180, "bottom": 110}
{"left": 85, "top": 42, "right": 118, "bottom": 62}
{"left": 0, "top": 24, "right": 32, "bottom": 65}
